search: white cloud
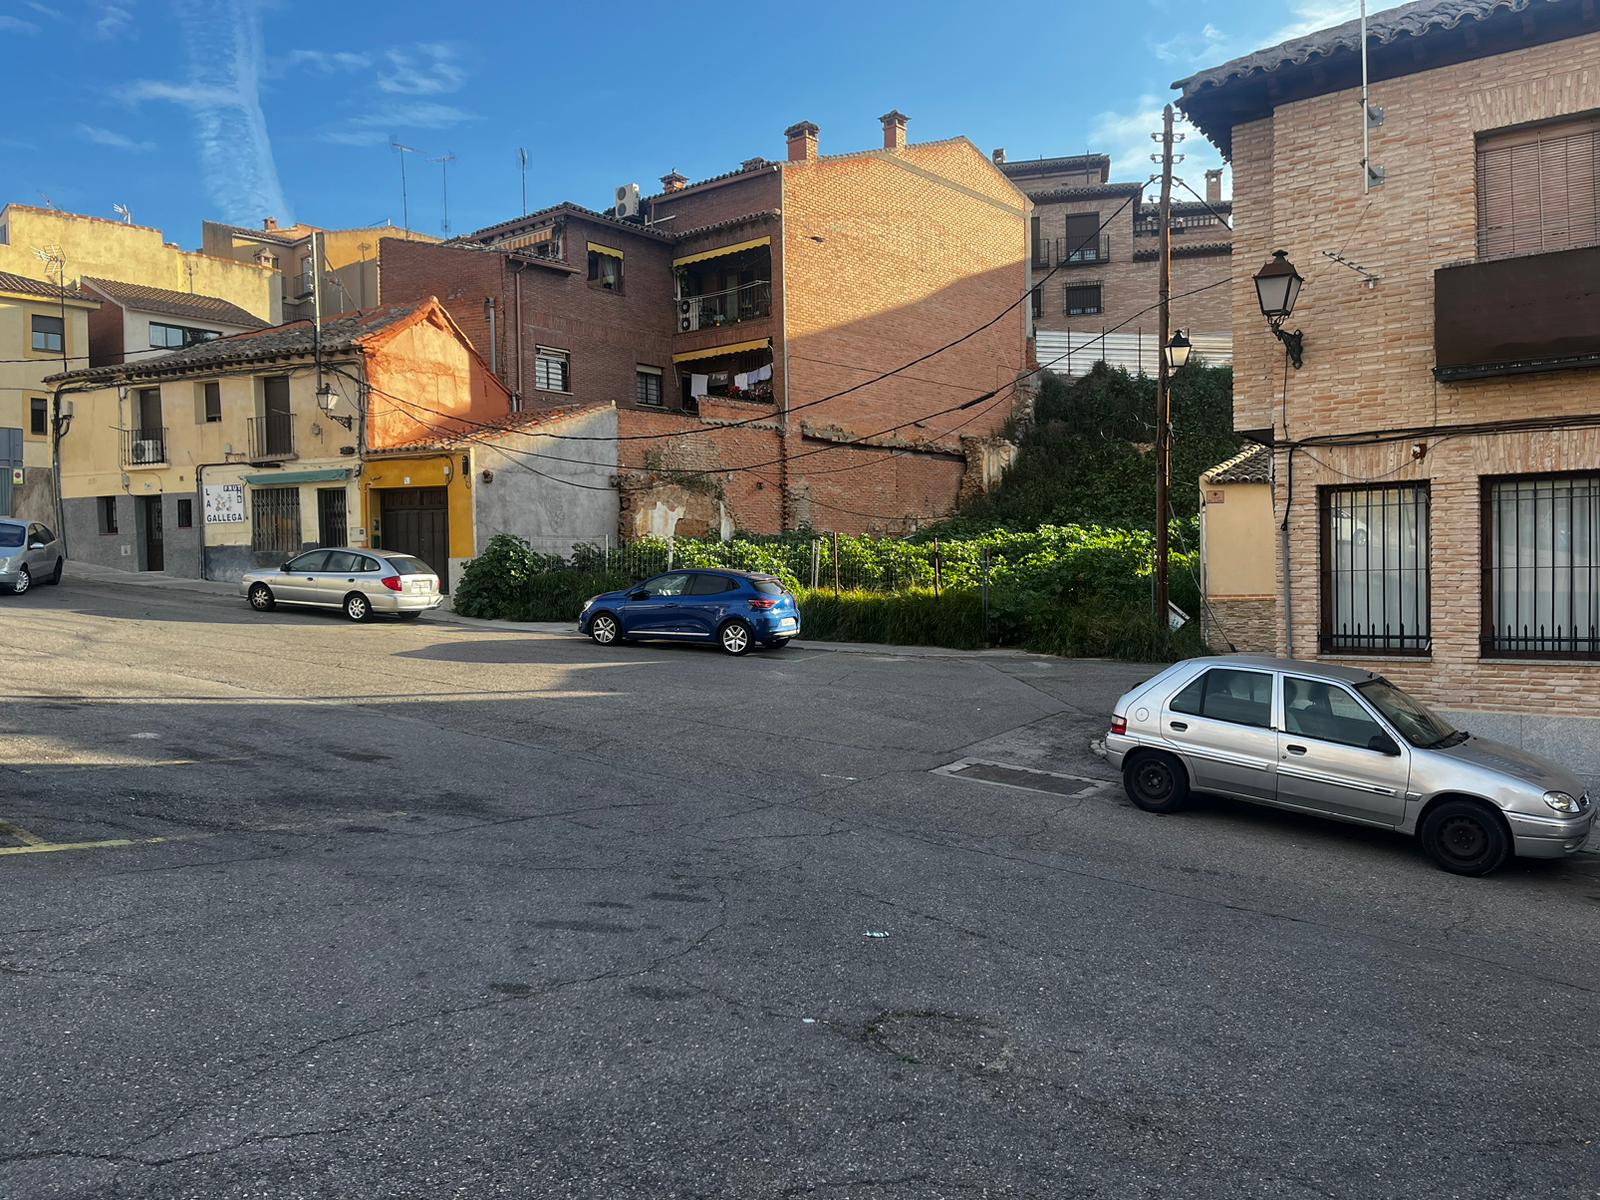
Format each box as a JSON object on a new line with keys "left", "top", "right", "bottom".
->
{"left": 95, "top": 2, "right": 133, "bottom": 40}
{"left": 1089, "top": 95, "right": 1230, "bottom": 201}
{"left": 320, "top": 101, "right": 475, "bottom": 146}
{"left": 1270, "top": 0, "right": 1411, "bottom": 43}
{"left": 121, "top": 79, "right": 237, "bottom": 106}
{"left": 76, "top": 123, "right": 155, "bottom": 152}
{"left": 287, "top": 48, "right": 372, "bottom": 72}
{"left": 1152, "top": 22, "right": 1229, "bottom": 66}
{"left": 0, "top": 15, "right": 41, "bottom": 33}
{"left": 26, "top": 2, "right": 61, "bottom": 15}
{"left": 377, "top": 43, "right": 464, "bottom": 96}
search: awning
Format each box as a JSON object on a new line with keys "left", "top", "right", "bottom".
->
{"left": 672, "top": 236, "right": 770, "bottom": 269}
{"left": 672, "top": 338, "right": 770, "bottom": 365}
{"left": 243, "top": 468, "right": 351, "bottom": 485}
{"left": 586, "top": 241, "right": 624, "bottom": 259}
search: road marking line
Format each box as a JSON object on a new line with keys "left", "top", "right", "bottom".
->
{"left": 0, "top": 811, "right": 413, "bottom": 858}
{"left": 0, "top": 820, "right": 48, "bottom": 847}
{"left": 0, "top": 832, "right": 212, "bottom": 856}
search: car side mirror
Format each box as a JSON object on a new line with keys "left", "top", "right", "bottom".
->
{"left": 1369, "top": 733, "right": 1401, "bottom": 756}
{"left": 29, "top": 542, "right": 45, "bottom": 550}
{"left": 628, "top": 590, "right": 648, "bottom": 601}
{"left": 281, "top": 561, "right": 293, "bottom": 572}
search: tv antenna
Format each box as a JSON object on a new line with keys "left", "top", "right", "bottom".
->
{"left": 113, "top": 202, "right": 133, "bottom": 224}
{"left": 37, "top": 192, "right": 56, "bottom": 210}
{"left": 433, "top": 151, "right": 456, "bottom": 235}
{"left": 390, "top": 139, "right": 421, "bottom": 237}
{"left": 518, "top": 147, "right": 529, "bottom": 217}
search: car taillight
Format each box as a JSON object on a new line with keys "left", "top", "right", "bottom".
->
{"left": 381, "top": 575, "right": 403, "bottom": 592}
{"left": 749, "top": 598, "right": 778, "bottom": 610}
{"left": 1110, "top": 715, "right": 1127, "bottom": 735}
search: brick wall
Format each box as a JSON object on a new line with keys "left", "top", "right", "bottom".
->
{"left": 1204, "top": 597, "right": 1276, "bottom": 655}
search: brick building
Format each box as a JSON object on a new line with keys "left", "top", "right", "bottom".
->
{"left": 997, "top": 152, "right": 1233, "bottom": 376}
{"left": 380, "top": 113, "right": 1029, "bottom": 536}
{"left": 1179, "top": 0, "right": 1600, "bottom": 784}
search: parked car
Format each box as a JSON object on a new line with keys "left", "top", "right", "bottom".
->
{"left": 579, "top": 569, "right": 801, "bottom": 655}
{"left": 242, "top": 548, "right": 442, "bottom": 622}
{"left": 1104, "top": 655, "right": 1594, "bottom": 876}
{"left": 0, "top": 518, "right": 64, "bottom": 595}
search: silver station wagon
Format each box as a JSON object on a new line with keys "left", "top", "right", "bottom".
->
{"left": 242, "top": 547, "right": 442, "bottom": 622}
{"left": 1105, "top": 655, "right": 1594, "bottom": 876}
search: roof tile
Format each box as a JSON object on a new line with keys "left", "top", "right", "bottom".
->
{"left": 81, "top": 277, "right": 267, "bottom": 328}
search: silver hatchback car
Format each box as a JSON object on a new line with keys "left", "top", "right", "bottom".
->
{"left": 1105, "top": 655, "right": 1594, "bottom": 876}
{"left": 0, "top": 517, "right": 65, "bottom": 594}
{"left": 242, "top": 547, "right": 442, "bottom": 622}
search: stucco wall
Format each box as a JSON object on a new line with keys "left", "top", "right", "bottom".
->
{"left": 472, "top": 405, "right": 620, "bottom": 555}
{"left": 1201, "top": 480, "right": 1274, "bottom": 598}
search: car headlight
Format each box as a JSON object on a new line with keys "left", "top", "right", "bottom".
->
{"left": 581, "top": 596, "right": 597, "bottom": 612}
{"left": 1543, "top": 790, "right": 1583, "bottom": 814}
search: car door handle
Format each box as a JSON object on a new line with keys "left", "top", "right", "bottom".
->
{"left": 1285, "top": 744, "right": 1308, "bottom": 756}
{"left": 1169, "top": 720, "right": 1188, "bottom": 731}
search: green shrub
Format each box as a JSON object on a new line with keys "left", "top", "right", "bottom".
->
{"left": 792, "top": 588, "right": 988, "bottom": 650}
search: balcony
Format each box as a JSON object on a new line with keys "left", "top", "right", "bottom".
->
{"left": 1434, "top": 244, "right": 1600, "bottom": 381}
{"left": 1056, "top": 235, "right": 1111, "bottom": 266}
{"left": 249, "top": 412, "right": 296, "bottom": 460}
{"left": 675, "top": 280, "right": 772, "bottom": 333}
{"left": 121, "top": 426, "right": 168, "bottom": 468}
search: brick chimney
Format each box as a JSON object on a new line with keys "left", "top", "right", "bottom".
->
{"left": 992, "top": 147, "right": 1006, "bottom": 165}
{"left": 1205, "top": 168, "right": 1223, "bottom": 205}
{"left": 660, "top": 170, "right": 688, "bottom": 193}
{"left": 785, "top": 121, "right": 819, "bottom": 163}
{"left": 263, "top": 216, "right": 278, "bottom": 230}
{"left": 741, "top": 156, "right": 769, "bottom": 172}
{"left": 880, "top": 110, "right": 909, "bottom": 151}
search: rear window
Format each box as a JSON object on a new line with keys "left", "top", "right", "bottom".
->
{"left": 0, "top": 526, "right": 23, "bottom": 549}
{"left": 384, "top": 555, "right": 434, "bottom": 576}
{"left": 753, "top": 579, "right": 786, "bottom": 595}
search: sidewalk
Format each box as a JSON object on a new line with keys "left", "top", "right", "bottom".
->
{"left": 62, "top": 561, "right": 1040, "bottom": 661}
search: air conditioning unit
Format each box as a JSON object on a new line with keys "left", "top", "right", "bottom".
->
{"left": 678, "top": 298, "right": 698, "bottom": 333}
{"left": 613, "top": 183, "right": 641, "bottom": 220}
{"left": 133, "top": 439, "right": 162, "bottom": 464}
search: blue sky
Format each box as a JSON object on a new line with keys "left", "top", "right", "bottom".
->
{"left": 1, "top": 0, "right": 1401, "bottom": 245}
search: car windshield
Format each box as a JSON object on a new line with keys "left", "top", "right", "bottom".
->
{"left": 0, "top": 526, "right": 23, "bottom": 549}
{"left": 384, "top": 555, "right": 433, "bottom": 576}
{"left": 1355, "top": 677, "right": 1459, "bottom": 748}
{"left": 752, "top": 579, "right": 786, "bottom": 595}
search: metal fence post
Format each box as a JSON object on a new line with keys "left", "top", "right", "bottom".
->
{"left": 832, "top": 531, "right": 841, "bottom": 597}
{"left": 981, "top": 548, "right": 991, "bottom": 644}
{"left": 810, "top": 538, "right": 820, "bottom": 590}
{"left": 933, "top": 540, "right": 942, "bottom": 597}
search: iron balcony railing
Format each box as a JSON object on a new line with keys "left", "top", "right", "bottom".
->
{"left": 249, "top": 412, "right": 296, "bottom": 460}
{"left": 1056, "top": 235, "right": 1111, "bottom": 265}
{"left": 121, "top": 426, "right": 168, "bottom": 467}
{"left": 676, "top": 280, "right": 772, "bottom": 332}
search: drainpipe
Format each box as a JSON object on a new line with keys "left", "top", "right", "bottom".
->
{"left": 485, "top": 297, "right": 498, "bottom": 380}
{"left": 1280, "top": 446, "right": 1295, "bottom": 658}
{"left": 194, "top": 459, "right": 236, "bottom": 581}
{"left": 513, "top": 264, "right": 525, "bottom": 404}
{"left": 49, "top": 380, "right": 99, "bottom": 558}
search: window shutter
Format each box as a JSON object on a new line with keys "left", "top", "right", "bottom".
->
{"left": 1476, "top": 114, "right": 1600, "bottom": 259}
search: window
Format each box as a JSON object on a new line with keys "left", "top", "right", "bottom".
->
{"left": 587, "top": 246, "right": 623, "bottom": 291}
{"left": 0, "top": 525, "right": 21, "bottom": 548}
{"left": 535, "top": 347, "right": 570, "bottom": 393}
{"left": 31, "top": 314, "right": 63, "bottom": 353}
{"left": 1483, "top": 473, "right": 1600, "bottom": 658}
{"left": 251, "top": 487, "right": 302, "bottom": 555}
{"left": 201, "top": 381, "right": 221, "bottom": 423}
{"left": 284, "top": 550, "right": 331, "bottom": 572}
{"left": 323, "top": 550, "right": 362, "bottom": 573}
{"left": 149, "top": 322, "right": 221, "bottom": 350}
{"left": 1283, "top": 678, "right": 1387, "bottom": 749}
{"left": 176, "top": 499, "right": 193, "bottom": 529}
{"left": 98, "top": 497, "right": 118, "bottom": 535}
{"left": 29, "top": 397, "right": 47, "bottom": 436}
{"left": 643, "top": 573, "right": 691, "bottom": 597}
{"left": 353, "top": 555, "right": 381, "bottom": 573}
{"left": 752, "top": 579, "right": 786, "bottom": 596}
{"left": 1031, "top": 215, "right": 1047, "bottom": 267}
{"left": 1064, "top": 283, "right": 1102, "bottom": 316}
{"left": 686, "top": 573, "right": 738, "bottom": 596}
{"left": 1319, "top": 484, "right": 1430, "bottom": 654}
{"left": 1064, "top": 212, "right": 1101, "bottom": 262}
{"left": 1169, "top": 667, "right": 1274, "bottom": 728}
{"left": 33, "top": 524, "right": 54, "bottom": 544}
{"left": 1356, "top": 678, "right": 1458, "bottom": 748}
{"left": 635, "top": 366, "right": 664, "bottom": 407}
{"left": 384, "top": 554, "right": 434, "bottom": 577}
{"left": 1476, "top": 114, "right": 1600, "bottom": 260}
{"left": 1030, "top": 287, "right": 1042, "bottom": 319}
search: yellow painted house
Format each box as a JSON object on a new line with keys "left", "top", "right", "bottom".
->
{"left": 0, "top": 271, "right": 99, "bottom": 520}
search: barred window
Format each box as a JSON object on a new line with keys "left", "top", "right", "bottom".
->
{"left": 1064, "top": 283, "right": 1102, "bottom": 316}
{"left": 251, "top": 487, "right": 301, "bottom": 555}
{"left": 1483, "top": 473, "right": 1600, "bottom": 659}
{"left": 1030, "top": 287, "right": 1042, "bottom": 319}
{"left": 635, "top": 365, "right": 663, "bottom": 407}
{"left": 535, "top": 347, "right": 569, "bottom": 393}
{"left": 1476, "top": 113, "right": 1600, "bottom": 260}
{"left": 1319, "top": 484, "right": 1431, "bottom": 654}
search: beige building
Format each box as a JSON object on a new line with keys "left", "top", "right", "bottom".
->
{"left": 1178, "top": 0, "right": 1600, "bottom": 785}
{"left": 82, "top": 278, "right": 268, "bottom": 367}
{"left": 1199, "top": 444, "right": 1274, "bottom": 652}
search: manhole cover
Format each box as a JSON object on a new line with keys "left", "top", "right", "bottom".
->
{"left": 937, "top": 760, "right": 1101, "bottom": 797}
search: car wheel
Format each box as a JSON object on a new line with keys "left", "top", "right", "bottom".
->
{"left": 589, "top": 613, "right": 621, "bottom": 646}
{"left": 762, "top": 637, "right": 790, "bottom": 650}
{"left": 719, "top": 619, "right": 754, "bottom": 656}
{"left": 48, "top": 558, "right": 63, "bottom": 586}
{"left": 343, "top": 592, "right": 371, "bottom": 622}
{"left": 1123, "top": 751, "right": 1190, "bottom": 813}
{"left": 1420, "top": 799, "right": 1510, "bottom": 876}
{"left": 11, "top": 565, "right": 30, "bottom": 595}
{"left": 247, "top": 583, "right": 275, "bottom": 611}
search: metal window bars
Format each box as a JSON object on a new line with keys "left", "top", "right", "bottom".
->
{"left": 1319, "top": 484, "right": 1432, "bottom": 654}
{"left": 250, "top": 487, "right": 301, "bottom": 555}
{"left": 1482, "top": 474, "right": 1600, "bottom": 659}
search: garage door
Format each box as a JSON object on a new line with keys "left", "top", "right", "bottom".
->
{"left": 378, "top": 487, "right": 449, "bottom": 592}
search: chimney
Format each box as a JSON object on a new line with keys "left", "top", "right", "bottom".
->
{"left": 992, "top": 147, "right": 1006, "bottom": 165}
{"left": 263, "top": 216, "right": 277, "bottom": 231}
{"left": 660, "top": 170, "right": 688, "bottom": 193}
{"left": 741, "top": 156, "right": 769, "bottom": 172}
{"left": 785, "top": 121, "right": 819, "bottom": 163}
{"left": 880, "top": 110, "right": 909, "bottom": 152}
{"left": 1205, "top": 168, "right": 1223, "bottom": 205}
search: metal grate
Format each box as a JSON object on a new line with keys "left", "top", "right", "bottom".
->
{"left": 1482, "top": 473, "right": 1600, "bottom": 659}
{"left": 1064, "top": 283, "right": 1103, "bottom": 316}
{"left": 251, "top": 486, "right": 301, "bottom": 555}
{"left": 1319, "top": 484, "right": 1431, "bottom": 654}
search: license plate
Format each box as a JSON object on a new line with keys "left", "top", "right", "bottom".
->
{"left": 410, "top": 581, "right": 429, "bottom": 594}
{"left": 778, "top": 617, "right": 797, "bottom": 628}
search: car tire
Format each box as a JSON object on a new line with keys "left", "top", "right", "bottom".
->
{"left": 11, "top": 565, "right": 30, "bottom": 595}
{"left": 343, "top": 592, "right": 371, "bottom": 622}
{"left": 1420, "top": 798, "right": 1510, "bottom": 876}
{"left": 762, "top": 637, "right": 791, "bottom": 650}
{"left": 1123, "top": 751, "right": 1190, "bottom": 814}
{"left": 48, "top": 558, "right": 63, "bottom": 585}
{"left": 718, "top": 619, "right": 754, "bottom": 656}
{"left": 589, "top": 612, "right": 621, "bottom": 646}
{"left": 247, "top": 583, "right": 275, "bottom": 612}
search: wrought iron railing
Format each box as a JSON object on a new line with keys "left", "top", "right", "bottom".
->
{"left": 121, "top": 426, "right": 168, "bottom": 467}
{"left": 675, "top": 280, "right": 772, "bottom": 332}
{"left": 1057, "top": 235, "right": 1111, "bottom": 265}
{"left": 249, "top": 412, "right": 296, "bottom": 459}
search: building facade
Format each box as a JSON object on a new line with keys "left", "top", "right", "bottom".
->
{"left": 998, "top": 152, "right": 1233, "bottom": 376}
{"left": 81, "top": 277, "right": 268, "bottom": 367}
{"left": 1179, "top": 0, "right": 1600, "bottom": 785}
{"left": 381, "top": 112, "right": 1030, "bottom": 536}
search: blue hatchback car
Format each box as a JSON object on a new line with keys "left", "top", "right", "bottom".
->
{"left": 578, "top": 569, "right": 801, "bottom": 655}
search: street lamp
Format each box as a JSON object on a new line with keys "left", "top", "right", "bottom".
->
{"left": 1253, "top": 249, "right": 1304, "bottom": 368}
{"left": 1165, "top": 328, "right": 1192, "bottom": 370}
{"left": 316, "top": 380, "right": 353, "bottom": 431}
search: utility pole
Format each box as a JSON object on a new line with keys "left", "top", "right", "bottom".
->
{"left": 1154, "top": 103, "right": 1175, "bottom": 630}
{"left": 391, "top": 140, "right": 420, "bottom": 238}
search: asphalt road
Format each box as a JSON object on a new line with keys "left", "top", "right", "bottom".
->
{"left": 1, "top": 575, "right": 1597, "bottom": 1199}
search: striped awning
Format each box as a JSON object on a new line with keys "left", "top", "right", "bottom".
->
{"left": 672, "top": 236, "right": 770, "bottom": 269}
{"left": 586, "top": 241, "right": 624, "bottom": 259}
{"left": 671, "top": 338, "right": 770, "bottom": 365}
